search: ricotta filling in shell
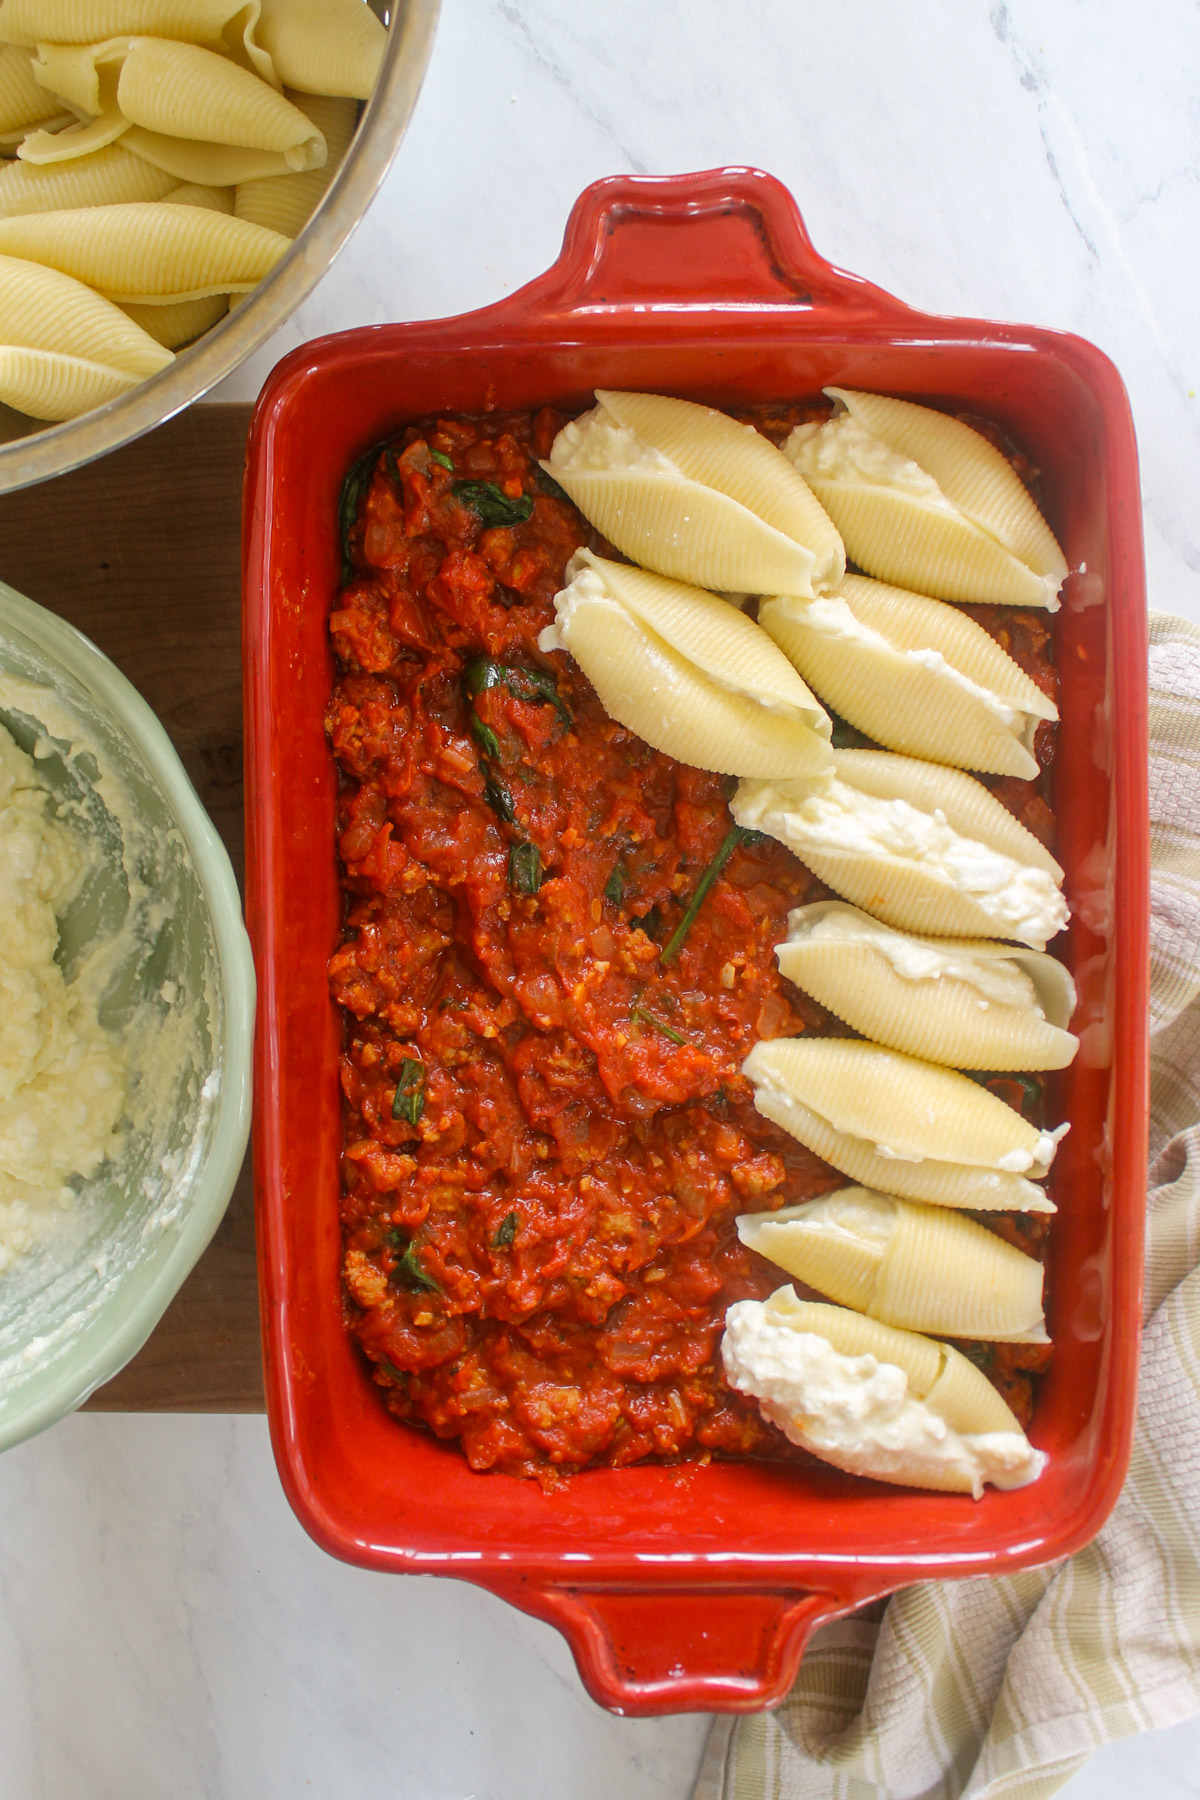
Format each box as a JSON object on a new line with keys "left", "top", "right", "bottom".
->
{"left": 722, "top": 1297, "right": 1046, "bottom": 1499}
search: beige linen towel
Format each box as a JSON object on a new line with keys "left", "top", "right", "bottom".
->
{"left": 695, "top": 613, "right": 1200, "bottom": 1800}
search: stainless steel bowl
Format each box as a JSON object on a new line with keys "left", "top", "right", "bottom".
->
{"left": 0, "top": 0, "right": 440, "bottom": 497}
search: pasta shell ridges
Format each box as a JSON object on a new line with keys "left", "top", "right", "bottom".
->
{"left": 803, "top": 479, "right": 1058, "bottom": 608}
{"left": 0, "top": 140, "right": 176, "bottom": 216}
{"left": 0, "top": 203, "right": 290, "bottom": 301}
{"left": 827, "top": 389, "right": 1068, "bottom": 582}
{"left": 0, "top": 343, "right": 141, "bottom": 418}
{"left": 594, "top": 388, "right": 845, "bottom": 587}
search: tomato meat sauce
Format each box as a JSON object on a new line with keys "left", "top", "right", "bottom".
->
{"left": 328, "top": 404, "right": 1058, "bottom": 1481}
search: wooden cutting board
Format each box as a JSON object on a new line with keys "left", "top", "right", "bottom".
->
{"left": 0, "top": 403, "right": 264, "bottom": 1411}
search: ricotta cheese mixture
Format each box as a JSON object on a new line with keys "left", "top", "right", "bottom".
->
{"left": 545, "top": 403, "right": 677, "bottom": 475}
{"left": 797, "top": 909, "right": 1051, "bottom": 1014}
{"left": 722, "top": 1297, "right": 1046, "bottom": 1498}
{"left": 785, "top": 413, "right": 954, "bottom": 506}
{"left": 0, "top": 723, "right": 125, "bottom": 1272}
{"left": 735, "top": 775, "right": 1069, "bottom": 947}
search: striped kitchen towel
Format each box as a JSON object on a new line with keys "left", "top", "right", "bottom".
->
{"left": 694, "top": 612, "right": 1200, "bottom": 1800}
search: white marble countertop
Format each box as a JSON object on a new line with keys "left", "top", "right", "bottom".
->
{"left": 3, "top": 2, "right": 1200, "bottom": 1796}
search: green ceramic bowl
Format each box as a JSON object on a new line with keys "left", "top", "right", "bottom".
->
{"left": 0, "top": 580, "right": 254, "bottom": 1451}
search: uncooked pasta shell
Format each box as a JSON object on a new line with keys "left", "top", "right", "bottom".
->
{"left": 234, "top": 91, "right": 356, "bottom": 237}
{"left": 760, "top": 573, "right": 1056, "bottom": 779}
{"left": 743, "top": 1036, "right": 1050, "bottom": 1171}
{"left": 760, "top": 1289, "right": 1023, "bottom": 1435}
{"left": 0, "top": 250, "right": 171, "bottom": 375}
{"left": 119, "top": 125, "right": 296, "bottom": 184}
{"left": 550, "top": 575, "right": 832, "bottom": 780}
{"left": 121, "top": 291, "right": 227, "bottom": 347}
{"left": 827, "top": 388, "right": 1067, "bottom": 585}
{"left": 0, "top": 140, "right": 175, "bottom": 215}
{"left": 567, "top": 551, "right": 829, "bottom": 729}
{"left": 738, "top": 1188, "right": 1047, "bottom": 1340}
{"left": 0, "top": 344, "right": 140, "bottom": 417}
{"left": 0, "top": 41, "right": 61, "bottom": 132}
{"left": 0, "top": 202, "right": 289, "bottom": 300}
{"left": 595, "top": 389, "right": 844, "bottom": 591}
{"left": 776, "top": 900, "right": 1078, "bottom": 1070}
{"left": 255, "top": 0, "right": 386, "bottom": 99}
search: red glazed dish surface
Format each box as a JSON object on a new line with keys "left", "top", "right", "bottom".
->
{"left": 329, "top": 403, "right": 1058, "bottom": 1480}
{"left": 244, "top": 169, "right": 1149, "bottom": 1714}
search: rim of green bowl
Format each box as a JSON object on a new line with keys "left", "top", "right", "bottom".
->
{"left": 0, "top": 579, "right": 255, "bottom": 1450}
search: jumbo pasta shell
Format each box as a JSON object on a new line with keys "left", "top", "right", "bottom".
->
{"left": 827, "top": 389, "right": 1067, "bottom": 586}
{"left": 121, "top": 291, "right": 227, "bottom": 347}
{"left": 0, "top": 344, "right": 140, "bottom": 418}
{"left": 0, "top": 141, "right": 175, "bottom": 215}
{"left": 256, "top": 0, "right": 386, "bottom": 99}
{"left": 235, "top": 92, "right": 356, "bottom": 237}
{"left": 0, "top": 41, "right": 61, "bottom": 132}
{"left": 543, "top": 551, "right": 832, "bottom": 778}
{"left": 544, "top": 391, "right": 844, "bottom": 599}
{"left": 0, "top": 1, "right": 260, "bottom": 48}
{"left": 733, "top": 748, "right": 1067, "bottom": 950}
{"left": 743, "top": 1037, "right": 1056, "bottom": 1172}
{"left": 163, "top": 181, "right": 235, "bottom": 212}
{"left": 776, "top": 901, "right": 1078, "bottom": 1070}
{"left": 0, "top": 202, "right": 289, "bottom": 301}
{"left": 116, "top": 39, "right": 324, "bottom": 170}
{"left": 760, "top": 573, "right": 1057, "bottom": 779}
{"left": 119, "top": 126, "right": 297, "bottom": 184}
{"left": 596, "top": 390, "right": 844, "bottom": 589}
{"left": 738, "top": 1188, "right": 1047, "bottom": 1341}
{"left": 0, "top": 251, "right": 171, "bottom": 376}
{"left": 18, "top": 109, "right": 130, "bottom": 165}
{"left": 741, "top": 1037, "right": 1058, "bottom": 1212}
{"left": 758, "top": 1291, "right": 1023, "bottom": 1437}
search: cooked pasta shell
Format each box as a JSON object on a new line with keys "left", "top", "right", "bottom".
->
{"left": 119, "top": 125, "right": 295, "bottom": 184}
{"left": 543, "top": 390, "right": 844, "bottom": 599}
{"left": 541, "top": 549, "right": 832, "bottom": 779}
{"left": 0, "top": 344, "right": 139, "bottom": 417}
{"left": 234, "top": 91, "right": 355, "bottom": 237}
{"left": 776, "top": 900, "right": 1078, "bottom": 1069}
{"left": 0, "top": 42, "right": 61, "bottom": 132}
{"left": 0, "top": 139, "right": 175, "bottom": 214}
{"left": 760, "top": 573, "right": 1057, "bottom": 779}
{"left": 741, "top": 1036, "right": 1060, "bottom": 1211}
{"left": 828, "top": 390, "right": 1067, "bottom": 584}
{"left": 722, "top": 1288, "right": 1043, "bottom": 1494}
{"left": 121, "top": 291, "right": 227, "bottom": 346}
{"left": 733, "top": 748, "right": 1067, "bottom": 950}
{"left": 0, "top": 1, "right": 260, "bottom": 48}
{"left": 117, "top": 38, "right": 323, "bottom": 168}
{"left": 737, "top": 1188, "right": 1047, "bottom": 1340}
{"left": 784, "top": 391, "right": 1066, "bottom": 609}
{"left": 255, "top": 0, "right": 386, "bottom": 99}
{"left": 164, "top": 180, "right": 234, "bottom": 211}
{"left": 0, "top": 250, "right": 171, "bottom": 375}
{"left": 30, "top": 40, "right": 121, "bottom": 118}
{"left": 0, "top": 201, "right": 289, "bottom": 300}
{"left": 18, "top": 109, "right": 130, "bottom": 164}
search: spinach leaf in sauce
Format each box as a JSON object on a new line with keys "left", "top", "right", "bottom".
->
{"left": 452, "top": 480, "right": 534, "bottom": 529}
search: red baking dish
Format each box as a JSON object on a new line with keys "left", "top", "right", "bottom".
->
{"left": 243, "top": 167, "right": 1149, "bottom": 1715}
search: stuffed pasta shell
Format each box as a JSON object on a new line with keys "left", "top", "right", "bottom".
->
{"left": 542, "top": 389, "right": 845, "bottom": 599}
{"left": 722, "top": 1289, "right": 1046, "bottom": 1496}
{"left": 741, "top": 1036, "right": 1063, "bottom": 1211}
{"left": 776, "top": 901, "right": 1078, "bottom": 1069}
{"left": 759, "top": 573, "right": 1058, "bottom": 779}
{"left": 737, "top": 1188, "right": 1047, "bottom": 1341}
{"left": 784, "top": 389, "right": 1067, "bottom": 609}
{"left": 539, "top": 549, "right": 832, "bottom": 779}
{"left": 732, "top": 748, "right": 1067, "bottom": 949}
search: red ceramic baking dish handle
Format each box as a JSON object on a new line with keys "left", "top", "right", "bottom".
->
{"left": 521, "top": 1581, "right": 871, "bottom": 1715}
{"left": 518, "top": 165, "right": 917, "bottom": 323}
